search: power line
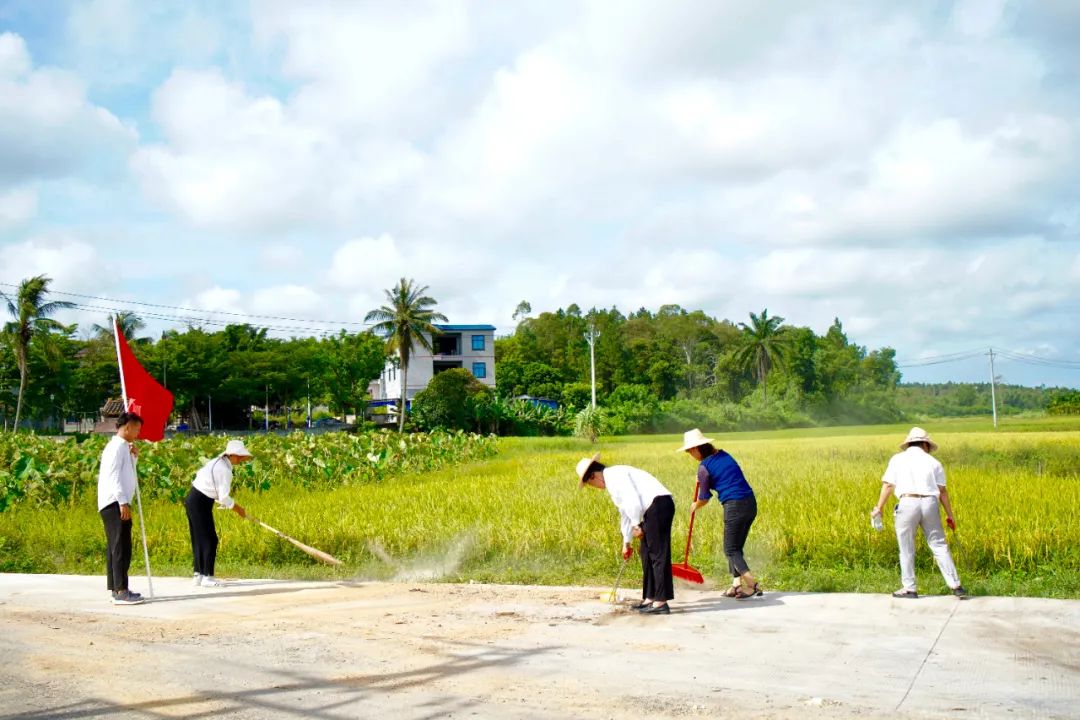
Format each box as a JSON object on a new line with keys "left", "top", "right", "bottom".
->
{"left": 0, "top": 280, "right": 374, "bottom": 328}
{"left": 64, "top": 302, "right": 339, "bottom": 337}
{"left": 995, "top": 349, "right": 1080, "bottom": 370}
{"left": 897, "top": 347, "right": 1080, "bottom": 372}
{"left": 896, "top": 349, "right": 985, "bottom": 368}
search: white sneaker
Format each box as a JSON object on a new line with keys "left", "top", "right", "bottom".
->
{"left": 193, "top": 573, "right": 204, "bottom": 587}
{"left": 200, "top": 576, "right": 226, "bottom": 587}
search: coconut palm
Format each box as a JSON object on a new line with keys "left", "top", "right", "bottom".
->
{"left": 365, "top": 278, "right": 447, "bottom": 431}
{"left": 731, "top": 309, "right": 791, "bottom": 404}
{"left": 91, "top": 312, "right": 147, "bottom": 342}
{"left": 1, "top": 275, "right": 74, "bottom": 430}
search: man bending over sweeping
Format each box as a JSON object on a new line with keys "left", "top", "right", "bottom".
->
{"left": 577, "top": 453, "right": 675, "bottom": 615}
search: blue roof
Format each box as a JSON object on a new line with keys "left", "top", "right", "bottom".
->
{"left": 434, "top": 324, "right": 496, "bottom": 331}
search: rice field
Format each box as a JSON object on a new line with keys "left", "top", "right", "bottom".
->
{"left": 2, "top": 416, "right": 1078, "bottom": 597}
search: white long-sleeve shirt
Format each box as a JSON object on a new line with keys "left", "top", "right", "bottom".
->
{"left": 192, "top": 455, "right": 236, "bottom": 509}
{"left": 97, "top": 435, "right": 138, "bottom": 511}
{"left": 602, "top": 465, "right": 672, "bottom": 543}
{"left": 882, "top": 446, "right": 946, "bottom": 497}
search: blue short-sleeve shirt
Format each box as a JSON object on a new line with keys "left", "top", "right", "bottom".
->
{"left": 697, "top": 450, "right": 754, "bottom": 504}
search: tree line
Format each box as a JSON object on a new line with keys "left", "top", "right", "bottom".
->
{"left": 5, "top": 275, "right": 1072, "bottom": 434}
{"left": 1, "top": 276, "right": 388, "bottom": 430}
{"left": 496, "top": 302, "right": 903, "bottom": 425}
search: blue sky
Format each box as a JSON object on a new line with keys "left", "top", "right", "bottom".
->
{"left": 1, "top": 0, "right": 1079, "bottom": 388}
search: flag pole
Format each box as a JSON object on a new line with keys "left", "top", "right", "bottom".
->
{"left": 113, "top": 319, "right": 155, "bottom": 600}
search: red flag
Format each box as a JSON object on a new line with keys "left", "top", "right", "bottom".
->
{"left": 114, "top": 321, "right": 174, "bottom": 442}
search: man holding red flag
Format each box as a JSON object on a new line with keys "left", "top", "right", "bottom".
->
{"left": 99, "top": 319, "right": 174, "bottom": 604}
{"left": 97, "top": 412, "right": 145, "bottom": 605}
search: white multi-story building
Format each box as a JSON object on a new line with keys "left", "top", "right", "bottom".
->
{"left": 370, "top": 324, "right": 497, "bottom": 407}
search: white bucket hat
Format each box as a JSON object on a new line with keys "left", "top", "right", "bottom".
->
{"left": 677, "top": 428, "right": 714, "bottom": 452}
{"left": 900, "top": 427, "right": 938, "bottom": 452}
{"left": 224, "top": 439, "right": 254, "bottom": 458}
{"left": 575, "top": 452, "right": 601, "bottom": 486}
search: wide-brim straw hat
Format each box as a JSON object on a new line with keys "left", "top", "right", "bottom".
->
{"left": 900, "top": 427, "right": 938, "bottom": 452}
{"left": 224, "top": 439, "right": 254, "bottom": 458}
{"left": 677, "top": 428, "right": 714, "bottom": 452}
{"left": 575, "top": 452, "right": 601, "bottom": 486}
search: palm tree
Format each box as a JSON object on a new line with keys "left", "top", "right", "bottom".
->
{"left": 1, "top": 275, "right": 74, "bottom": 430}
{"left": 731, "top": 309, "right": 791, "bottom": 404}
{"left": 91, "top": 312, "right": 147, "bottom": 342}
{"left": 365, "top": 278, "right": 447, "bottom": 431}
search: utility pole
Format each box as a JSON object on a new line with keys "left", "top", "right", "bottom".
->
{"left": 585, "top": 323, "right": 599, "bottom": 409}
{"left": 306, "top": 377, "right": 312, "bottom": 429}
{"left": 264, "top": 385, "right": 270, "bottom": 432}
{"left": 208, "top": 395, "right": 213, "bottom": 432}
{"left": 988, "top": 347, "right": 998, "bottom": 429}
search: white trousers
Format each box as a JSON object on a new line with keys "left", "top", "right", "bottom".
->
{"left": 894, "top": 496, "right": 961, "bottom": 592}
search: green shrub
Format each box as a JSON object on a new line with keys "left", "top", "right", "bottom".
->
{"left": 412, "top": 369, "right": 493, "bottom": 432}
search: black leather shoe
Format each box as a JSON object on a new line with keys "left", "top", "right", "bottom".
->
{"left": 632, "top": 601, "right": 651, "bottom": 610}
{"left": 642, "top": 603, "right": 670, "bottom": 615}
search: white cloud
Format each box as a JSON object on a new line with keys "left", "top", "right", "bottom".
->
{"left": 64, "top": 0, "right": 224, "bottom": 88}
{"left": 259, "top": 243, "right": 304, "bottom": 271}
{"left": 131, "top": 69, "right": 425, "bottom": 231}
{"left": 189, "top": 287, "right": 244, "bottom": 315}
{"left": 951, "top": 0, "right": 1007, "bottom": 37}
{"left": 252, "top": 0, "right": 471, "bottom": 131}
{"left": 0, "top": 236, "right": 103, "bottom": 287}
{"left": 250, "top": 284, "right": 322, "bottom": 317}
{"left": 0, "top": 32, "right": 31, "bottom": 77}
{"left": 0, "top": 185, "right": 37, "bottom": 227}
{"left": 0, "top": 33, "right": 134, "bottom": 187}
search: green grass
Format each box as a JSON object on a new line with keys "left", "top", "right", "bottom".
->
{"left": 2, "top": 415, "right": 1078, "bottom": 597}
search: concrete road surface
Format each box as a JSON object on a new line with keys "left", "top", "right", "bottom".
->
{"left": 0, "top": 574, "right": 1077, "bottom": 719}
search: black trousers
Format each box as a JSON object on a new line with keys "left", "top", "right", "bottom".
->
{"left": 640, "top": 494, "right": 675, "bottom": 602}
{"left": 185, "top": 488, "right": 219, "bottom": 576}
{"left": 722, "top": 495, "right": 757, "bottom": 577}
{"left": 100, "top": 502, "right": 132, "bottom": 592}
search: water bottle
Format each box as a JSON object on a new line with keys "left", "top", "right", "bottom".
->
{"left": 871, "top": 512, "right": 883, "bottom": 532}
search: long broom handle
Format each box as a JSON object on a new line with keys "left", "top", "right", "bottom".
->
{"left": 132, "top": 461, "right": 154, "bottom": 600}
{"left": 610, "top": 555, "right": 630, "bottom": 603}
{"left": 682, "top": 510, "right": 696, "bottom": 565}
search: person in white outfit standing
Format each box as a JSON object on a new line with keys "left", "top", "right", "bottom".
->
{"left": 185, "top": 440, "right": 253, "bottom": 587}
{"left": 871, "top": 428, "right": 966, "bottom": 599}
{"left": 577, "top": 452, "right": 676, "bottom": 615}
{"left": 97, "top": 412, "right": 145, "bottom": 605}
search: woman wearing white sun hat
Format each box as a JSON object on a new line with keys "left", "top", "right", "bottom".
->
{"left": 185, "top": 439, "right": 253, "bottom": 588}
{"left": 679, "top": 429, "right": 762, "bottom": 599}
{"left": 871, "top": 427, "right": 966, "bottom": 599}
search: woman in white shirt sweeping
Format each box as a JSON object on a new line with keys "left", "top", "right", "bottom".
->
{"left": 577, "top": 452, "right": 676, "bottom": 615}
{"left": 185, "top": 439, "right": 253, "bottom": 587}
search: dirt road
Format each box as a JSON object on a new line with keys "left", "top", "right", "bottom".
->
{"left": 1, "top": 574, "right": 1077, "bottom": 719}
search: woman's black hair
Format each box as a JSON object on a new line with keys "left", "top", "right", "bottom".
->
{"left": 696, "top": 443, "right": 717, "bottom": 458}
{"left": 585, "top": 461, "right": 605, "bottom": 478}
{"left": 116, "top": 412, "right": 143, "bottom": 428}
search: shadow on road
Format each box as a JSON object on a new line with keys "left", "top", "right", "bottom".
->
{"left": 146, "top": 582, "right": 342, "bottom": 604}
{"left": 0, "top": 640, "right": 563, "bottom": 720}
{"left": 676, "top": 593, "right": 786, "bottom": 614}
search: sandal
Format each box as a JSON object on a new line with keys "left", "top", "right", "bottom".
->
{"left": 722, "top": 586, "right": 740, "bottom": 598}
{"left": 735, "top": 583, "right": 762, "bottom": 600}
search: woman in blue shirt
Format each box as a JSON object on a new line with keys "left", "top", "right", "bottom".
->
{"left": 679, "top": 428, "right": 761, "bottom": 599}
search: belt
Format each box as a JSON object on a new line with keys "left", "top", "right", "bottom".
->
{"left": 900, "top": 493, "right": 932, "bottom": 499}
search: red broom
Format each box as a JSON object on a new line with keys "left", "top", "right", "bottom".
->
{"left": 672, "top": 509, "right": 704, "bottom": 584}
